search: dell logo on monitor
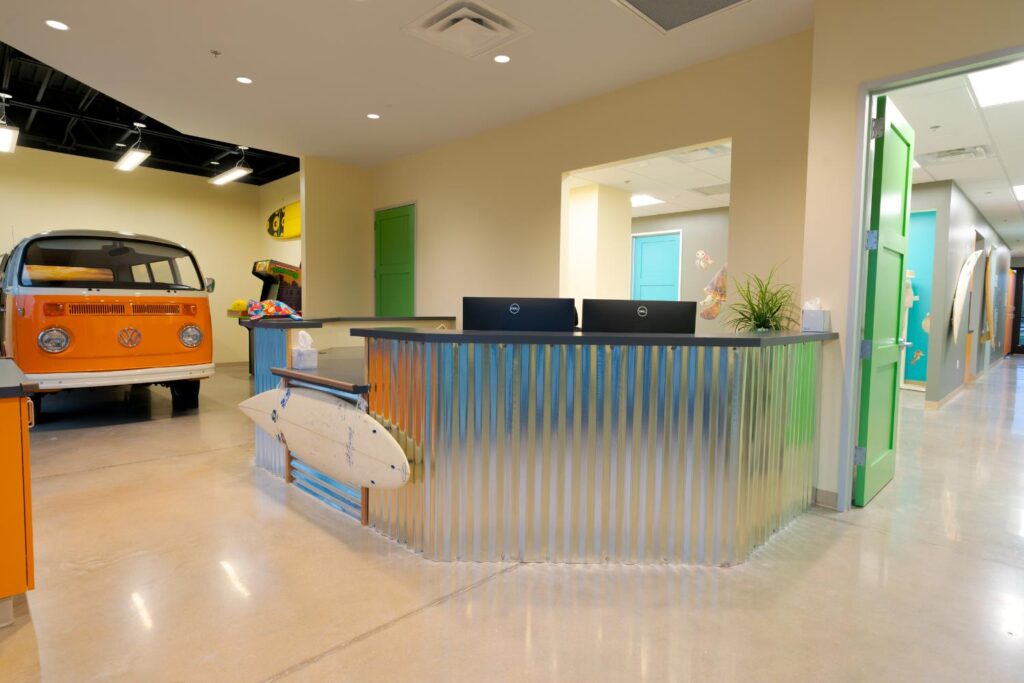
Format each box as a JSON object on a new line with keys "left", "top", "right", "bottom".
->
{"left": 636, "top": 305, "right": 648, "bottom": 318}
{"left": 509, "top": 303, "right": 521, "bottom": 315}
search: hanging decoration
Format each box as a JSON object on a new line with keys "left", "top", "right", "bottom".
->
{"left": 266, "top": 200, "right": 301, "bottom": 239}
{"left": 698, "top": 266, "right": 728, "bottom": 320}
{"left": 695, "top": 250, "right": 714, "bottom": 270}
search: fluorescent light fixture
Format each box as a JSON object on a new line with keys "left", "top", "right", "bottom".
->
{"left": 1014, "top": 185, "right": 1024, "bottom": 201}
{"left": 967, "top": 60, "right": 1024, "bottom": 107}
{"left": 631, "top": 194, "right": 664, "bottom": 208}
{"left": 45, "top": 19, "right": 69, "bottom": 31}
{"left": 494, "top": 54, "right": 511, "bottom": 64}
{"left": 114, "top": 146, "right": 150, "bottom": 171}
{"left": 236, "top": 76, "right": 253, "bottom": 85}
{"left": 210, "top": 162, "right": 252, "bottom": 185}
{"left": 0, "top": 93, "right": 16, "bottom": 152}
{"left": 367, "top": 113, "right": 381, "bottom": 120}
{"left": 0, "top": 124, "right": 18, "bottom": 153}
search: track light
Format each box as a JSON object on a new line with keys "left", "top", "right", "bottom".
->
{"left": 114, "top": 122, "right": 150, "bottom": 171}
{"left": 210, "top": 146, "right": 253, "bottom": 185}
{"left": 0, "top": 94, "right": 19, "bottom": 153}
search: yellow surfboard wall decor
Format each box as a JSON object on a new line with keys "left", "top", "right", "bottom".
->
{"left": 266, "top": 201, "right": 301, "bottom": 239}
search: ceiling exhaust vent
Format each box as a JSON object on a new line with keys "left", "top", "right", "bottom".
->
{"left": 919, "top": 145, "right": 995, "bottom": 165}
{"left": 404, "top": 1, "right": 530, "bottom": 58}
{"left": 614, "top": 0, "right": 751, "bottom": 33}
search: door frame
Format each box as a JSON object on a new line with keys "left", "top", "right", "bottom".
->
{"left": 630, "top": 229, "right": 682, "bottom": 301}
{"left": 373, "top": 201, "right": 416, "bottom": 317}
{"left": 838, "top": 47, "right": 1024, "bottom": 511}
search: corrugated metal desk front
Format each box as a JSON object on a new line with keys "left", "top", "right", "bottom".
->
{"left": 351, "top": 327, "right": 838, "bottom": 567}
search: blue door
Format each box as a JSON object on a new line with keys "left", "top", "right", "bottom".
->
{"left": 632, "top": 233, "right": 680, "bottom": 300}
{"left": 903, "top": 210, "right": 935, "bottom": 383}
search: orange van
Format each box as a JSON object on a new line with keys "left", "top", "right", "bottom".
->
{"left": 0, "top": 230, "right": 215, "bottom": 411}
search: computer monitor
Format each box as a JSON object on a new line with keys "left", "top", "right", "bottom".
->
{"left": 582, "top": 299, "right": 697, "bottom": 334}
{"left": 463, "top": 297, "right": 577, "bottom": 332}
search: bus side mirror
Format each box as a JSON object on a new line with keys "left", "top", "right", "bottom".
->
{"left": 205, "top": 277, "right": 216, "bottom": 293}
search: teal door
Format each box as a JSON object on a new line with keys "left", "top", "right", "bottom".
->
{"left": 855, "top": 96, "right": 915, "bottom": 507}
{"left": 632, "top": 233, "right": 680, "bottom": 300}
{"left": 904, "top": 211, "right": 935, "bottom": 384}
{"left": 374, "top": 205, "right": 414, "bottom": 317}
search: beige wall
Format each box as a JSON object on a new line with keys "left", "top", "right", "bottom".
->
{"left": 560, "top": 184, "right": 632, "bottom": 308}
{"left": 370, "top": 32, "right": 813, "bottom": 321}
{"left": 257, "top": 172, "right": 301, "bottom": 267}
{"left": 801, "top": 0, "right": 1024, "bottom": 506}
{"left": 0, "top": 147, "right": 299, "bottom": 363}
{"left": 300, "top": 157, "right": 372, "bottom": 318}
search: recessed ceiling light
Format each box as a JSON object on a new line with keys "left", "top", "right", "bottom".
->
{"left": 631, "top": 194, "right": 664, "bottom": 208}
{"left": 210, "top": 161, "right": 220, "bottom": 166}
{"left": 236, "top": 76, "right": 253, "bottom": 85}
{"left": 912, "top": 160, "right": 921, "bottom": 169}
{"left": 1014, "top": 185, "right": 1024, "bottom": 201}
{"left": 968, "top": 60, "right": 1024, "bottom": 107}
{"left": 45, "top": 19, "right": 69, "bottom": 31}
{"left": 367, "top": 113, "right": 381, "bottom": 120}
{"left": 114, "top": 142, "right": 126, "bottom": 148}
{"left": 493, "top": 55, "right": 511, "bottom": 64}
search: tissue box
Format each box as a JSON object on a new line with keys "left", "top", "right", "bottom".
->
{"left": 291, "top": 347, "right": 318, "bottom": 371}
{"left": 802, "top": 309, "right": 831, "bottom": 333}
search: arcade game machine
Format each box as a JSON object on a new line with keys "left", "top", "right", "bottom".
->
{"left": 230, "top": 260, "right": 301, "bottom": 374}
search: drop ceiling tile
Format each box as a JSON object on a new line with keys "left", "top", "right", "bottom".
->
{"left": 687, "top": 155, "right": 731, "bottom": 181}
{"left": 889, "top": 82, "right": 990, "bottom": 155}
{"left": 980, "top": 101, "right": 1024, "bottom": 182}
{"left": 632, "top": 158, "right": 723, "bottom": 189}
{"left": 919, "top": 156, "right": 1003, "bottom": 182}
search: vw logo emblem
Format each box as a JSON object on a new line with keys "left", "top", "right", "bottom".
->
{"left": 509, "top": 302, "right": 521, "bottom": 315}
{"left": 637, "top": 306, "right": 649, "bottom": 318}
{"left": 117, "top": 327, "right": 142, "bottom": 348}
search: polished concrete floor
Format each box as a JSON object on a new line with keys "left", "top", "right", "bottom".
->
{"left": 2, "top": 359, "right": 1024, "bottom": 681}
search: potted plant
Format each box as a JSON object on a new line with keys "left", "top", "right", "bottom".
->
{"left": 727, "top": 267, "right": 799, "bottom": 332}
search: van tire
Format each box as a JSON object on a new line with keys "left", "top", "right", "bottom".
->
{"left": 170, "top": 380, "right": 201, "bottom": 411}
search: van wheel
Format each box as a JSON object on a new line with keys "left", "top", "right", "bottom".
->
{"left": 170, "top": 380, "right": 201, "bottom": 411}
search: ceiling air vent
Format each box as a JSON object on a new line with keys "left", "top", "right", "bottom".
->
{"left": 614, "top": 0, "right": 751, "bottom": 33}
{"left": 694, "top": 183, "right": 731, "bottom": 196}
{"left": 404, "top": 1, "right": 530, "bottom": 58}
{"left": 918, "top": 145, "right": 995, "bottom": 165}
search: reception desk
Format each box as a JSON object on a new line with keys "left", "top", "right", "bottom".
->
{"left": 352, "top": 327, "right": 836, "bottom": 566}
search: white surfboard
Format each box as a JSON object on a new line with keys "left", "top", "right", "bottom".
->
{"left": 951, "top": 249, "right": 983, "bottom": 345}
{"left": 239, "top": 387, "right": 409, "bottom": 489}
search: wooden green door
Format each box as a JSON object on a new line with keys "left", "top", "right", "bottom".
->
{"left": 855, "top": 96, "right": 915, "bottom": 506}
{"left": 374, "top": 204, "right": 414, "bottom": 317}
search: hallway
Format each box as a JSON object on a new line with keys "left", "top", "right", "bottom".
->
{"left": 1, "top": 359, "right": 1023, "bottom": 682}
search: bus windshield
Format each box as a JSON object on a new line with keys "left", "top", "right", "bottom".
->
{"left": 19, "top": 237, "right": 203, "bottom": 290}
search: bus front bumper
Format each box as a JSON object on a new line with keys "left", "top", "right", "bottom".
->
{"left": 26, "top": 363, "right": 216, "bottom": 391}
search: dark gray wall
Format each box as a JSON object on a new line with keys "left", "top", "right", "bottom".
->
{"left": 632, "top": 208, "right": 729, "bottom": 333}
{"left": 911, "top": 181, "right": 1011, "bottom": 403}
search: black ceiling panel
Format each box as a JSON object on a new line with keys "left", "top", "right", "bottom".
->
{"left": 618, "top": 0, "right": 748, "bottom": 32}
{"left": 0, "top": 42, "right": 298, "bottom": 185}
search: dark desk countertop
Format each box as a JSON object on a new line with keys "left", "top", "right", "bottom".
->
{"left": 271, "top": 347, "right": 368, "bottom": 393}
{"left": 242, "top": 315, "right": 455, "bottom": 330}
{"left": 351, "top": 327, "right": 839, "bottom": 347}
{"left": 0, "top": 359, "right": 37, "bottom": 398}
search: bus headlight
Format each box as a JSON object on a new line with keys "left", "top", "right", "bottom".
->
{"left": 38, "top": 327, "right": 71, "bottom": 353}
{"left": 179, "top": 324, "right": 203, "bottom": 348}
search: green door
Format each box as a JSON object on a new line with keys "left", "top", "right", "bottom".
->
{"left": 374, "top": 204, "right": 414, "bottom": 316}
{"left": 855, "top": 96, "right": 915, "bottom": 506}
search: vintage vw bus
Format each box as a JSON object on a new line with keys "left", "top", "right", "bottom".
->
{"left": 0, "top": 230, "right": 214, "bottom": 410}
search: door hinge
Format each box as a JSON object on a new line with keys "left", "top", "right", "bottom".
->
{"left": 870, "top": 117, "right": 885, "bottom": 139}
{"left": 865, "top": 230, "right": 879, "bottom": 251}
{"left": 854, "top": 447, "right": 867, "bottom": 467}
{"left": 859, "top": 339, "right": 872, "bottom": 360}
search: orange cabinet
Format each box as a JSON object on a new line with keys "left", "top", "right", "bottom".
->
{"left": 0, "top": 360, "right": 34, "bottom": 602}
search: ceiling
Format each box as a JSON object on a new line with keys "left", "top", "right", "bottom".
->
{"left": 888, "top": 72, "right": 1024, "bottom": 255}
{"left": 0, "top": 43, "right": 299, "bottom": 185}
{"left": 567, "top": 141, "right": 731, "bottom": 217}
{"left": 0, "top": 0, "right": 813, "bottom": 166}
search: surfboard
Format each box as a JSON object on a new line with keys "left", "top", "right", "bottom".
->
{"left": 239, "top": 387, "right": 409, "bottom": 489}
{"left": 951, "top": 249, "right": 983, "bottom": 345}
{"left": 266, "top": 201, "right": 301, "bottom": 240}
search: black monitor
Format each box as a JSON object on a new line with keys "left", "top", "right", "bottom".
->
{"left": 463, "top": 297, "right": 577, "bottom": 332}
{"left": 582, "top": 299, "right": 697, "bottom": 334}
